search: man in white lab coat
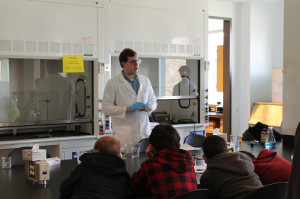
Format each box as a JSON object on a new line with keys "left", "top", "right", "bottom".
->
{"left": 102, "top": 48, "right": 157, "bottom": 149}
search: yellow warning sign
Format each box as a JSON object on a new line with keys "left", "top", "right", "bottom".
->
{"left": 63, "top": 55, "right": 84, "bottom": 73}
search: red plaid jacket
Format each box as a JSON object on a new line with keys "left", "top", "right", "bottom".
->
{"left": 131, "top": 148, "right": 197, "bottom": 199}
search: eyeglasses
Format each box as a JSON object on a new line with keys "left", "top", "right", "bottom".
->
{"left": 126, "top": 59, "right": 142, "bottom": 65}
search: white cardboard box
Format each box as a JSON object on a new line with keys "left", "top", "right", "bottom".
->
{"left": 22, "top": 149, "right": 46, "bottom": 161}
{"left": 45, "top": 157, "right": 61, "bottom": 166}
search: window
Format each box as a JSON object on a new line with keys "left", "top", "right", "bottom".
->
{"left": 0, "top": 59, "right": 93, "bottom": 124}
{"left": 208, "top": 18, "right": 224, "bottom": 104}
{"left": 111, "top": 57, "right": 199, "bottom": 97}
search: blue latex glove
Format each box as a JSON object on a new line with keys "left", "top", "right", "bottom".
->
{"left": 129, "top": 102, "right": 146, "bottom": 112}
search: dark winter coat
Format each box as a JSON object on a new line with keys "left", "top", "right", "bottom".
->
{"left": 200, "top": 152, "right": 262, "bottom": 199}
{"left": 60, "top": 153, "right": 131, "bottom": 199}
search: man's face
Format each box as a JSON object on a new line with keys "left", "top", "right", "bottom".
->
{"left": 122, "top": 55, "right": 140, "bottom": 76}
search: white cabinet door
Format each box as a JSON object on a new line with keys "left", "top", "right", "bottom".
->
{"left": 61, "top": 146, "right": 93, "bottom": 160}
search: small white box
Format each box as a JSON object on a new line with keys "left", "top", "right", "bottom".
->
{"left": 22, "top": 149, "right": 46, "bottom": 161}
{"left": 45, "top": 157, "right": 61, "bottom": 166}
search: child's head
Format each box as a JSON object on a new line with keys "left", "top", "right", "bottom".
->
{"left": 149, "top": 124, "right": 180, "bottom": 152}
{"left": 203, "top": 135, "right": 227, "bottom": 161}
{"left": 93, "top": 136, "right": 121, "bottom": 157}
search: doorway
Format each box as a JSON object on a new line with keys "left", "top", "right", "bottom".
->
{"left": 207, "top": 18, "right": 231, "bottom": 138}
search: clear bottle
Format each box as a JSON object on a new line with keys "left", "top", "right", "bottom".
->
{"left": 265, "top": 126, "right": 276, "bottom": 150}
{"left": 260, "top": 128, "right": 268, "bottom": 144}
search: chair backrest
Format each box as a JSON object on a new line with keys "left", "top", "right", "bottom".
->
{"left": 242, "top": 128, "right": 253, "bottom": 141}
{"left": 8, "top": 147, "right": 52, "bottom": 166}
{"left": 243, "top": 182, "right": 288, "bottom": 199}
{"left": 138, "top": 138, "right": 149, "bottom": 153}
{"left": 171, "top": 189, "right": 217, "bottom": 199}
{"left": 184, "top": 134, "right": 206, "bottom": 147}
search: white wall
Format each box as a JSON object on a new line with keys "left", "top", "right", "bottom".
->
{"left": 283, "top": 0, "right": 300, "bottom": 135}
{"left": 250, "top": 1, "right": 284, "bottom": 108}
{"left": 208, "top": 0, "right": 284, "bottom": 136}
{"left": 232, "top": 3, "right": 251, "bottom": 137}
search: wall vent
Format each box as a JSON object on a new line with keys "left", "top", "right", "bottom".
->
{"left": 178, "top": 45, "right": 185, "bottom": 54}
{"left": 0, "top": 40, "right": 96, "bottom": 57}
{"left": 50, "top": 42, "right": 60, "bottom": 53}
{"left": 115, "top": 41, "right": 123, "bottom": 53}
{"left": 38, "top": 42, "right": 48, "bottom": 53}
{"left": 13, "top": 40, "right": 24, "bottom": 52}
{"left": 124, "top": 41, "right": 133, "bottom": 49}
{"left": 134, "top": 42, "right": 143, "bottom": 52}
{"left": 26, "top": 41, "right": 36, "bottom": 52}
{"left": 170, "top": 44, "right": 177, "bottom": 54}
{"left": 143, "top": 42, "right": 151, "bottom": 52}
{"left": 73, "top": 43, "right": 82, "bottom": 54}
{"left": 0, "top": 40, "right": 11, "bottom": 51}
{"left": 62, "top": 43, "right": 72, "bottom": 54}
{"left": 161, "top": 43, "right": 169, "bottom": 53}
{"left": 186, "top": 45, "right": 193, "bottom": 55}
{"left": 153, "top": 43, "right": 160, "bottom": 53}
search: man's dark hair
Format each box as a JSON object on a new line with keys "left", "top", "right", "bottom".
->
{"left": 119, "top": 48, "right": 137, "bottom": 68}
{"left": 149, "top": 124, "right": 180, "bottom": 152}
{"left": 203, "top": 135, "right": 227, "bottom": 159}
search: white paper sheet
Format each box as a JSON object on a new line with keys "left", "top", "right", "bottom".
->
{"left": 180, "top": 143, "right": 202, "bottom": 151}
{"left": 194, "top": 165, "right": 206, "bottom": 174}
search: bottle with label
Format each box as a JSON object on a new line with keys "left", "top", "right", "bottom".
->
{"left": 265, "top": 126, "right": 276, "bottom": 150}
{"left": 260, "top": 128, "right": 268, "bottom": 144}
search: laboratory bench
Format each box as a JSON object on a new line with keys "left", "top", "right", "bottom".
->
{"left": 0, "top": 134, "right": 98, "bottom": 160}
{"left": 0, "top": 141, "right": 294, "bottom": 199}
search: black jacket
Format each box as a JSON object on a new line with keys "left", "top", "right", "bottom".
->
{"left": 60, "top": 153, "right": 131, "bottom": 199}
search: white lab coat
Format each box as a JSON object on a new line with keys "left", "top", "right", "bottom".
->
{"left": 102, "top": 72, "right": 157, "bottom": 148}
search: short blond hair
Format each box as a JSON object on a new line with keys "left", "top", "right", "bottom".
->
{"left": 94, "top": 136, "right": 121, "bottom": 156}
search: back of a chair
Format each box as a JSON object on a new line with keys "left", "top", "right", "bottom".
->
{"left": 171, "top": 189, "right": 216, "bottom": 199}
{"left": 184, "top": 134, "right": 206, "bottom": 147}
{"left": 138, "top": 138, "right": 149, "bottom": 153}
{"left": 243, "top": 182, "right": 288, "bottom": 199}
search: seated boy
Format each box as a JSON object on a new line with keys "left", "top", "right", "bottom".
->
{"left": 200, "top": 135, "right": 262, "bottom": 199}
{"left": 60, "top": 136, "right": 131, "bottom": 199}
{"left": 240, "top": 149, "right": 292, "bottom": 185}
{"left": 131, "top": 124, "right": 197, "bottom": 199}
